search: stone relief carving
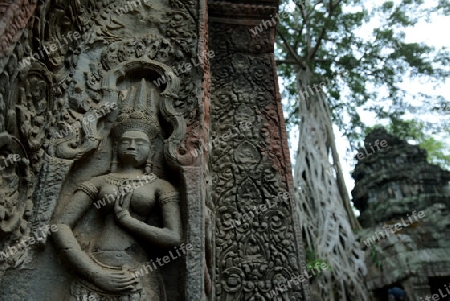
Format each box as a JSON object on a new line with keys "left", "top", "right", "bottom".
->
{"left": 210, "top": 23, "right": 306, "bottom": 300}
{"left": 52, "top": 78, "right": 182, "bottom": 300}
{"left": 0, "top": 0, "right": 207, "bottom": 298}
{"left": 24, "top": 0, "right": 201, "bottom": 253}
{"left": 12, "top": 62, "right": 54, "bottom": 173}
{"left": 0, "top": 132, "right": 32, "bottom": 279}
{"left": 25, "top": 0, "right": 201, "bottom": 247}
{"left": 0, "top": 1, "right": 36, "bottom": 61}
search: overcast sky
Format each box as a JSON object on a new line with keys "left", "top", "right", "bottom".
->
{"left": 338, "top": 13, "right": 450, "bottom": 198}
{"left": 281, "top": 6, "right": 450, "bottom": 215}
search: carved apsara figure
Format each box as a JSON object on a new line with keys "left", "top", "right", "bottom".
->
{"left": 52, "top": 80, "right": 182, "bottom": 300}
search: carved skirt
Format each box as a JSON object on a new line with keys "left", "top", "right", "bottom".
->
{"left": 68, "top": 250, "right": 166, "bottom": 301}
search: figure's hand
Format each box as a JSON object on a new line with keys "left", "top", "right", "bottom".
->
{"left": 92, "top": 268, "right": 138, "bottom": 293}
{"left": 114, "top": 190, "right": 132, "bottom": 223}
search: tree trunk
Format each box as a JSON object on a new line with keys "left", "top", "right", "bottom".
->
{"left": 293, "top": 66, "right": 368, "bottom": 300}
{"left": 324, "top": 101, "right": 362, "bottom": 231}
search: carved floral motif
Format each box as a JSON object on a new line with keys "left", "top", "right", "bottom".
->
{"left": 0, "top": 133, "right": 32, "bottom": 279}
{"left": 13, "top": 62, "right": 54, "bottom": 173}
{"left": 210, "top": 24, "right": 306, "bottom": 300}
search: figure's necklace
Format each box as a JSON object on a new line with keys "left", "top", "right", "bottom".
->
{"left": 104, "top": 173, "right": 157, "bottom": 186}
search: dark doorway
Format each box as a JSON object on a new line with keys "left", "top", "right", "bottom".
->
{"left": 429, "top": 277, "right": 450, "bottom": 300}
{"left": 373, "top": 286, "right": 388, "bottom": 301}
{"left": 373, "top": 283, "right": 406, "bottom": 301}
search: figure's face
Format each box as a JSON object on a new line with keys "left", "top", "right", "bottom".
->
{"left": 117, "top": 130, "right": 151, "bottom": 166}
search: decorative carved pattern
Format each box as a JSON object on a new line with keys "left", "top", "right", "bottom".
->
{"left": 51, "top": 77, "right": 184, "bottom": 300}
{"left": 0, "top": 0, "right": 37, "bottom": 60}
{"left": 0, "top": 132, "right": 32, "bottom": 278}
{"left": 208, "top": 2, "right": 276, "bottom": 21}
{"left": 210, "top": 23, "right": 307, "bottom": 300}
{"left": 30, "top": 154, "right": 72, "bottom": 245}
{"left": 100, "top": 36, "right": 175, "bottom": 71}
{"left": 0, "top": 0, "right": 304, "bottom": 300}
{"left": 12, "top": 62, "right": 54, "bottom": 173}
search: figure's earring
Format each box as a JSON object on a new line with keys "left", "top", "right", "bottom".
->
{"left": 145, "top": 145, "right": 155, "bottom": 175}
{"left": 145, "top": 159, "right": 152, "bottom": 175}
{"left": 111, "top": 145, "right": 118, "bottom": 172}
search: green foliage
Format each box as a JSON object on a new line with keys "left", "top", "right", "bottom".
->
{"left": 276, "top": 0, "right": 450, "bottom": 150}
{"left": 366, "top": 120, "right": 450, "bottom": 168}
{"left": 305, "top": 243, "right": 333, "bottom": 271}
{"left": 370, "top": 244, "right": 383, "bottom": 271}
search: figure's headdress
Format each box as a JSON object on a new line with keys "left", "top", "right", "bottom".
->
{"left": 112, "top": 79, "right": 160, "bottom": 140}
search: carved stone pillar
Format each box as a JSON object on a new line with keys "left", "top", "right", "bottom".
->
{"left": 207, "top": 1, "right": 312, "bottom": 300}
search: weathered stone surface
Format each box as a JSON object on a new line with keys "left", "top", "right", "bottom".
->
{"left": 208, "top": 2, "right": 311, "bottom": 300}
{"left": 0, "top": 0, "right": 37, "bottom": 61}
{"left": 0, "top": 0, "right": 209, "bottom": 299}
{"left": 353, "top": 128, "right": 450, "bottom": 300}
{"left": 0, "top": 0, "right": 310, "bottom": 299}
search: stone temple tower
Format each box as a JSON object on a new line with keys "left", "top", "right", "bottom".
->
{"left": 352, "top": 128, "right": 450, "bottom": 300}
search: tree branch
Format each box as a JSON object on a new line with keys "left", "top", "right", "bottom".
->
{"left": 276, "top": 60, "right": 302, "bottom": 65}
{"left": 308, "top": 0, "right": 342, "bottom": 61}
{"left": 308, "top": 27, "right": 326, "bottom": 60}
{"left": 276, "top": 28, "right": 304, "bottom": 67}
{"left": 322, "top": 97, "right": 363, "bottom": 232}
{"left": 296, "top": 1, "right": 307, "bottom": 20}
{"left": 331, "top": 0, "right": 341, "bottom": 11}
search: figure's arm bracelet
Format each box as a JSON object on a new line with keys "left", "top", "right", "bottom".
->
{"left": 159, "top": 191, "right": 180, "bottom": 206}
{"left": 77, "top": 181, "right": 98, "bottom": 200}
